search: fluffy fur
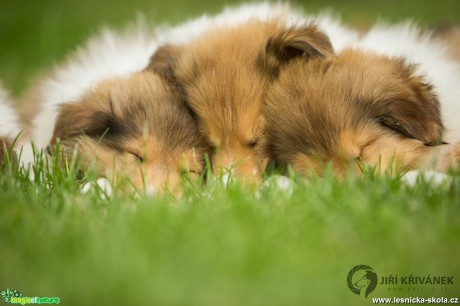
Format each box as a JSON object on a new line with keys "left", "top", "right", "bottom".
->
{"left": 21, "top": 3, "right": 309, "bottom": 153}
{"left": 22, "top": 24, "right": 158, "bottom": 153}
{"left": 0, "top": 83, "right": 20, "bottom": 165}
{"left": 147, "top": 3, "right": 359, "bottom": 184}
{"left": 432, "top": 24, "right": 460, "bottom": 61}
{"left": 149, "top": 19, "right": 334, "bottom": 184}
{"left": 18, "top": 2, "right": 316, "bottom": 189}
{"left": 50, "top": 71, "right": 208, "bottom": 195}
{"left": 264, "top": 48, "right": 458, "bottom": 176}
{"left": 262, "top": 15, "right": 460, "bottom": 176}
{"left": 0, "top": 83, "right": 20, "bottom": 139}
{"left": 19, "top": 2, "right": 325, "bottom": 173}
{"left": 354, "top": 22, "right": 460, "bottom": 144}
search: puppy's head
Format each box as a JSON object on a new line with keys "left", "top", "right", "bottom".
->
{"left": 147, "top": 20, "right": 334, "bottom": 184}
{"left": 50, "top": 71, "right": 208, "bottom": 196}
{"left": 264, "top": 49, "right": 444, "bottom": 176}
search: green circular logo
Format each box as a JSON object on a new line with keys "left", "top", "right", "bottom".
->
{"left": 347, "top": 265, "right": 378, "bottom": 298}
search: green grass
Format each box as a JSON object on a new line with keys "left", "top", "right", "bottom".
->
{"left": 1, "top": 1, "right": 460, "bottom": 305}
{"left": 1, "top": 151, "right": 460, "bottom": 305}
{"left": 0, "top": 152, "right": 460, "bottom": 305}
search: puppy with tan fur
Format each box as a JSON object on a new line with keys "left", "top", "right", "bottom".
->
{"left": 150, "top": 19, "right": 334, "bottom": 185}
{"left": 51, "top": 71, "right": 208, "bottom": 195}
{"left": 264, "top": 22, "right": 460, "bottom": 177}
{"left": 17, "top": 23, "right": 210, "bottom": 195}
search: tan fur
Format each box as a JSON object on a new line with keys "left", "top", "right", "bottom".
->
{"left": 148, "top": 20, "right": 334, "bottom": 184}
{"left": 264, "top": 49, "right": 448, "bottom": 177}
{"left": 50, "top": 71, "right": 208, "bottom": 196}
{"left": 434, "top": 142, "right": 460, "bottom": 171}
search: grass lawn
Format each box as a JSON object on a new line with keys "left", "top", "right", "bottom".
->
{"left": 1, "top": 1, "right": 460, "bottom": 305}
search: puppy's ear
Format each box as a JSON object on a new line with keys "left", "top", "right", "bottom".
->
{"left": 374, "top": 66, "right": 444, "bottom": 145}
{"left": 264, "top": 24, "right": 334, "bottom": 66}
{"left": 50, "top": 97, "right": 117, "bottom": 146}
{"left": 145, "top": 44, "right": 183, "bottom": 81}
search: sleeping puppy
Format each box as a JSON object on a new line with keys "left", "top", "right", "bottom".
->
{"left": 264, "top": 49, "right": 459, "bottom": 177}
{"left": 354, "top": 22, "right": 460, "bottom": 147}
{"left": 149, "top": 20, "right": 334, "bottom": 184}
{"left": 16, "top": 22, "right": 209, "bottom": 195}
{"left": 18, "top": 23, "right": 159, "bottom": 167}
{"left": 49, "top": 71, "right": 208, "bottom": 195}
{"left": 0, "top": 83, "right": 20, "bottom": 166}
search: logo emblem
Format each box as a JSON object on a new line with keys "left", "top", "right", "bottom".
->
{"left": 347, "top": 265, "right": 378, "bottom": 298}
{"left": 1, "top": 288, "right": 22, "bottom": 303}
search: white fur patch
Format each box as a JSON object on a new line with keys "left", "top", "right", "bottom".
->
{"left": 307, "top": 12, "right": 360, "bottom": 51}
{"left": 221, "top": 170, "right": 234, "bottom": 186}
{"left": 256, "top": 175, "right": 294, "bottom": 198}
{"left": 145, "top": 185, "right": 156, "bottom": 196}
{"left": 402, "top": 170, "right": 452, "bottom": 187}
{"left": 154, "top": 2, "right": 306, "bottom": 46}
{"left": 0, "top": 83, "right": 20, "bottom": 140}
{"left": 81, "top": 178, "right": 113, "bottom": 200}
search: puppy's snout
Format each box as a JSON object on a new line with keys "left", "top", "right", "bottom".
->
{"left": 134, "top": 165, "right": 183, "bottom": 196}
{"left": 213, "top": 149, "right": 262, "bottom": 185}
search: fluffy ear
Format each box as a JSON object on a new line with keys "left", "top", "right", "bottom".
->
{"left": 145, "top": 44, "right": 183, "bottom": 81}
{"left": 375, "top": 79, "right": 444, "bottom": 146}
{"left": 264, "top": 24, "right": 335, "bottom": 65}
{"left": 50, "top": 98, "right": 117, "bottom": 146}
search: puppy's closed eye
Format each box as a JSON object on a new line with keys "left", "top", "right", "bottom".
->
{"left": 126, "top": 151, "right": 144, "bottom": 163}
{"left": 373, "top": 97, "right": 443, "bottom": 146}
{"left": 370, "top": 61, "right": 443, "bottom": 146}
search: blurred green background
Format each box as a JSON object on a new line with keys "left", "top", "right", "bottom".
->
{"left": 1, "top": 0, "right": 460, "bottom": 96}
